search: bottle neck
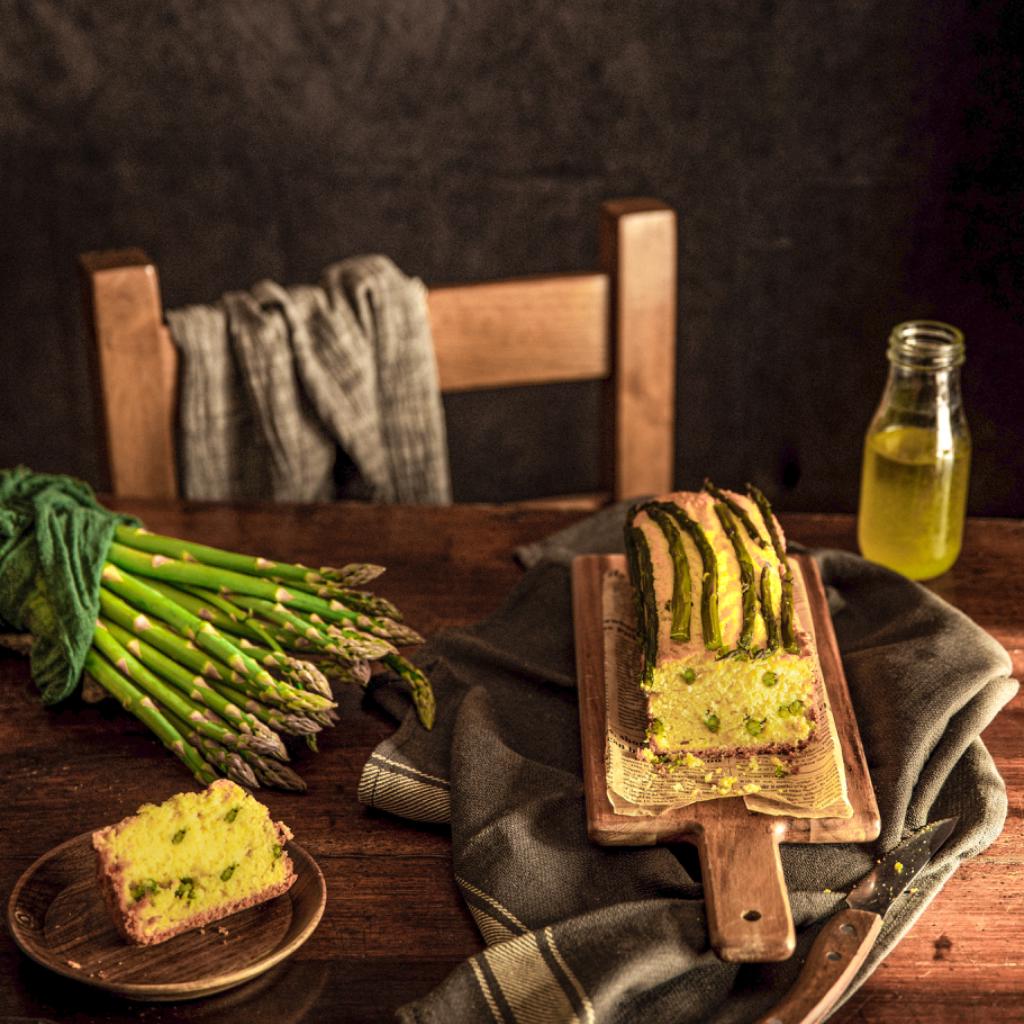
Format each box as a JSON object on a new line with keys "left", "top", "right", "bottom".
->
{"left": 872, "top": 321, "right": 968, "bottom": 445}
{"left": 883, "top": 319, "right": 965, "bottom": 414}
{"left": 887, "top": 320, "right": 964, "bottom": 373}
{"left": 882, "top": 361, "right": 964, "bottom": 414}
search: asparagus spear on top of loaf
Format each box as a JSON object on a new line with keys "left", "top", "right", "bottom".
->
{"left": 746, "top": 484, "right": 799, "bottom": 655}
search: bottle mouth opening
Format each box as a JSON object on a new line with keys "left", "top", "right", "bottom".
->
{"left": 888, "top": 320, "right": 965, "bottom": 369}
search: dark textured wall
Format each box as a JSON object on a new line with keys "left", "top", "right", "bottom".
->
{"left": 2, "top": 0, "right": 1022, "bottom": 512}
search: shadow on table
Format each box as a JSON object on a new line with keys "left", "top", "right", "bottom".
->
{"left": 7, "top": 954, "right": 460, "bottom": 1023}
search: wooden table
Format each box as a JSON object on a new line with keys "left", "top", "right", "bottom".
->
{"left": 1, "top": 502, "right": 1020, "bottom": 1023}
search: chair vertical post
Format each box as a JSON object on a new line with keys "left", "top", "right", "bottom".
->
{"left": 599, "top": 199, "right": 678, "bottom": 502}
{"left": 79, "top": 249, "right": 178, "bottom": 499}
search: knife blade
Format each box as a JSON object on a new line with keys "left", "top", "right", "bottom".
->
{"left": 755, "top": 818, "right": 958, "bottom": 1024}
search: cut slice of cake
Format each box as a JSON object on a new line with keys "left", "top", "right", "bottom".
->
{"left": 624, "top": 482, "right": 819, "bottom": 762}
{"left": 92, "top": 779, "right": 296, "bottom": 945}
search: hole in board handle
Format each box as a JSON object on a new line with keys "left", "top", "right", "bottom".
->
{"left": 742, "top": 910, "right": 762, "bottom": 922}
{"left": 827, "top": 950, "right": 842, "bottom": 961}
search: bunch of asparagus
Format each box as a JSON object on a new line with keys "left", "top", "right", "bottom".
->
{"left": 84, "top": 525, "right": 435, "bottom": 791}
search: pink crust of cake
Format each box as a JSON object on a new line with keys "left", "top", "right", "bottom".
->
{"left": 92, "top": 819, "right": 296, "bottom": 947}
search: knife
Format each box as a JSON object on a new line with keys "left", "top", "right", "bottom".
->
{"left": 756, "top": 817, "right": 958, "bottom": 1024}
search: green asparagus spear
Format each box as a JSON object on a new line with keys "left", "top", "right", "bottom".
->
{"left": 713, "top": 502, "right": 756, "bottom": 653}
{"left": 646, "top": 502, "right": 723, "bottom": 650}
{"left": 317, "top": 658, "right": 372, "bottom": 688}
{"left": 143, "top": 578, "right": 244, "bottom": 632}
{"left": 84, "top": 648, "right": 217, "bottom": 785}
{"left": 624, "top": 523, "right": 660, "bottom": 686}
{"left": 288, "top": 598, "right": 422, "bottom": 647}
{"left": 241, "top": 621, "right": 369, "bottom": 662}
{"left": 228, "top": 595, "right": 394, "bottom": 661}
{"left": 329, "top": 588, "right": 403, "bottom": 622}
{"left": 746, "top": 484, "right": 799, "bottom": 654}
{"left": 779, "top": 572, "right": 797, "bottom": 654}
{"left": 204, "top": 679, "right": 324, "bottom": 737}
{"left": 232, "top": 598, "right": 352, "bottom": 655}
{"left": 646, "top": 507, "right": 692, "bottom": 642}
{"left": 231, "top": 641, "right": 337, "bottom": 698}
{"left": 272, "top": 577, "right": 404, "bottom": 622}
{"left": 703, "top": 479, "right": 768, "bottom": 548}
{"left": 108, "top": 542, "right": 296, "bottom": 602}
{"left": 180, "top": 585, "right": 285, "bottom": 652}
{"left": 163, "top": 707, "right": 261, "bottom": 789}
{"left": 238, "top": 636, "right": 367, "bottom": 691}
{"left": 623, "top": 507, "right": 650, "bottom": 667}
{"left": 114, "top": 524, "right": 385, "bottom": 588}
{"left": 144, "top": 579, "right": 282, "bottom": 652}
{"left": 302, "top": 709, "right": 338, "bottom": 729}
{"left": 382, "top": 653, "right": 436, "bottom": 729}
{"left": 237, "top": 747, "right": 308, "bottom": 792}
{"left": 264, "top": 652, "right": 334, "bottom": 699}
{"left": 759, "top": 565, "right": 781, "bottom": 652}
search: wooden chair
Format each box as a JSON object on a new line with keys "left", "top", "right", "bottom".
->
{"left": 80, "top": 197, "right": 677, "bottom": 507}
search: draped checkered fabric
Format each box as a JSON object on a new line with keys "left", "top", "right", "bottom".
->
{"left": 360, "top": 502, "right": 1016, "bottom": 1023}
{"left": 167, "top": 255, "right": 451, "bottom": 504}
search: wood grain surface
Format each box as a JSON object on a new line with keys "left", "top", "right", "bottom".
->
{"left": 572, "top": 553, "right": 879, "bottom": 963}
{"left": 427, "top": 273, "right": 610, "bottom": 391}
{"left": 8, "top": 834, "right": 325, "bottom": 1000}
{"left": 0, "top": 502, "right": 1020, "bottom": 1023}
{"left": 79, "top": 249, "right": 179, "bottom": 499}
{"left": 598, "top": 199, "right": 677, "bottom": 500}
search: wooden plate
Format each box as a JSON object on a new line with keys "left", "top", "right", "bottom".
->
{"left": 7, "top": 832, "right": 326, "bottom": 1001}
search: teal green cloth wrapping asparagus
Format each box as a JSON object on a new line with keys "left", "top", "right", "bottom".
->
{"left": 0, "top": 467, "right": 136, "bottom": 704}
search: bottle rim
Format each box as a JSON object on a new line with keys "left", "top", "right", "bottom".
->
{"left": 887, "top": 320, "right": 965, "bottom": 369}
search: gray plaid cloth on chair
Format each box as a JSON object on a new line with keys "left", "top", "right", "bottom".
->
{"left": 167, "top": 254, "right": 451, "bottom": 504}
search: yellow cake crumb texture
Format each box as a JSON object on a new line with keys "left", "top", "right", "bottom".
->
{"left": 92, "top": 779, "right": 294, "bottom": 943}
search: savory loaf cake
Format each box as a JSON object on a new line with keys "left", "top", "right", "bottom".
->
{"left": 625, "top": 482, "right": 818, "bottom": 761}
{"left": 92, "top": 779, "right": 296, "bottom": 945}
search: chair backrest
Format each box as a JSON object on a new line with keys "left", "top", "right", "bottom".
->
{"left": 79, "top": 197, "right": 677, "bottom": 506}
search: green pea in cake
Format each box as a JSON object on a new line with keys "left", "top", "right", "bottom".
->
{"left": 624, "top": 482, "right": 819, "bottom": 762}
{"left": 92, "top": 779, "right": 296, "bottom": 945}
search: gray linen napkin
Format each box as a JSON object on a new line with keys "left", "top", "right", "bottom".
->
{"left": 166, "top": 255, "right": 451, "bottom": 504}
{"left": 360, "top": 504, "right": 1017, "bottom": 1023}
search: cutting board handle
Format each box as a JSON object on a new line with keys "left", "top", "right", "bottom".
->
{"left": 693, "top": 802, "right": 795, "bottom": 962}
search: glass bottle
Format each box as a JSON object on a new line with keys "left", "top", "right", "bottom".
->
{"left": 857, "top": 320, "right": 970, "bottom": 580}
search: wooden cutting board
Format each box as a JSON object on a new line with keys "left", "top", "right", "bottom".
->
{"left": 572, "top": 553, "right": 880, "bottom": 963}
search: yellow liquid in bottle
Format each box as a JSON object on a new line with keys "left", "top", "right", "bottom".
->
{"left": 857, "top": 425, "right": 970, "bottom": 580}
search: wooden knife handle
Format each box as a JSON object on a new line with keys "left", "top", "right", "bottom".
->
{"left": 755, "top": 907, "right": 883, "bottom": 1024}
